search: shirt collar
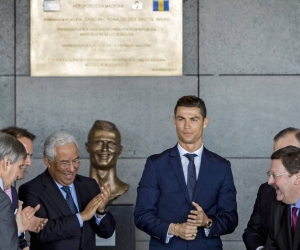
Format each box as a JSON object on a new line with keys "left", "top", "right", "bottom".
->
{"left": 292, "top": 198, "right": 300, "bottom": 209}
{"left": 54, "top": 180, "right": 75, "bottom": 189}
{"left": 177, "top": 143, "right": 204, "bottom": 158}
{"left": 0, "top": 178, "right": 3, "bottom": 191}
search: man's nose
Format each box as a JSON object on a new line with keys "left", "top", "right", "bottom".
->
{"left": 267, "top": 175, "right": 274, "bottom": 185}
{"left": 101, "top": 141, "right": 109, "bottom": 151}
{"left": 184, "top": 120, "right": 191, "bottom": 128}
{"left": 24, "top": 154, "right": 32, "bottom": 166}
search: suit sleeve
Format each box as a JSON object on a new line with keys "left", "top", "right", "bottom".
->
{"left": 243, "top": 184, "right": 267, "bottom": 250}
{"left": 0, "top": 191, "right": 21, "bottom": 250}
{"left": 134, "top": 157, "right": 170, "bottom": 244}
{"left": 18, "top": 183, "right": 82, "bottom": 243}
{"left": 89, "top": 181, "right": 116, "bottom": 239}
{"left": 206, "top": 160, "right": 238, "bottom": 237}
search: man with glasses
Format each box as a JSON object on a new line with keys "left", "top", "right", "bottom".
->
{"left": 1, "top": 126, "right": 38, "bottom": 250}
{"left": 18, "top": 131, "right": 116, "bottom": 250}
{"left": 243, "top": 127, "right": 300, "bottom": 250}
{"left": 0, "top": 132, "right": 42, "bottom": 250}
{"left": 264, "top": 146, "right": 300, "bottom": 249}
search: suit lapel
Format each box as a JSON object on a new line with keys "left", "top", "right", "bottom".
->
{"left": 73, "top": 176, "right": 86, "bottom": 212}
{"left": 273, "top": 201, "right": 293, "bottom": 249}
{"left": 41, "top": 170, "right": 74, "bottom": 216}
{"left": 193, "top": 148, "right": 211, "bottom": 201}
{"left": 169, "top": 145, "right": 190, "bottom": 203}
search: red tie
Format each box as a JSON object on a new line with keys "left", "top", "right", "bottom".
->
{"left": 292, "top": 207, "right": 298, "bottom": 235}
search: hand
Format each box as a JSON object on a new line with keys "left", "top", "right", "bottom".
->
{"left": 187, "top": 201, "right": 209, "bottom": 227}
{"left": 80, "top": 194, "right": 102, "bottom": 222}
{"left": 172, "top": 222, "right": 198, "bottom": 240}
{"left": 97, "top": 182, "right": 111, "bottom": 213}
{"left": 15, "top": 200, "right": 40, "bottom": 233}
{"left": 23, "top": 247, "right": 29, "bottom": 250}
{"left": 27, "top": 216, "right": 48, "bottom": 233}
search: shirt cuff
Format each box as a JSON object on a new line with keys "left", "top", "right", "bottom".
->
{"left": 165, "top": 224, "right": 174, "bottom": 243}
{"left": 94, "top": 213, "right": 106, "bottom": 225}
{"left": 256, "top": 247, "right": 264, "bottom": 250}
{"left": 76, "top": 213, "right": 83, "bottom": 227}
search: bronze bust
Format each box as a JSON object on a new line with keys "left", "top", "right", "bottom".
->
{"left": 86, "top": 120, "right": 129, "bottom": 201}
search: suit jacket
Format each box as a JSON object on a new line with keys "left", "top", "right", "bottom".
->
{"left": 0, "top": 188, "right": 21, "bottom": 250}
{"left": 265, "top": 200, "right": 300, "bottom": 250}
{"left": 11, "top": 185, "right": 18, "bottom": 210}
{"left": 242, "top": 182, "right": 276, "bottom": 249}
{"left": 11, "top": 185, "right": 29, "bottom": 250}
{"left": 18, "top": 169, "right": 116, "bottom": 250}
{"left": 134, "top": 145, "right": 238, "bottom": 250}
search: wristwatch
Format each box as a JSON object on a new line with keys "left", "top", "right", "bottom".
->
{"left": 96, "top": 207, "right": 108, "bottom": 215}
{"left": 205, "top": 218, "right": 212, "bottom": 228}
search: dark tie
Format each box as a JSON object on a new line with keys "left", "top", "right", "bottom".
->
{"left": 61, "top": 186, "right": 78, "bottom": 214}
{"left": 292, "top": 207, "right": 298, "bottom": 234}
{"left": 184, "top": 153, "right": 197, "bottom": 202}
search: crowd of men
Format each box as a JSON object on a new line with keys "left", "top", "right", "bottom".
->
{"left": 1, "top": 95, "right": 299, "bottom": 250}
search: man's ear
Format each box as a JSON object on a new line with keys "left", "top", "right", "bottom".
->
{"left": 118, "top": 145, "right": 123, "bottom": 156}
{"left": 2, "top": 156, "right": 10, "bottom": 171}
{"left": 204, "top": 117, "right": 209, "bottom": 128}
{"left": 85, "top": 142, "right": 90, "bottom": 154}
{"left": 44, "top": 156, "right": 51, "bottom": 168}
{"left": 295, "top": 171, "right": 300, "bottom": 185}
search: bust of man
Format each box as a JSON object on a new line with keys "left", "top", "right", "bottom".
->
{"left": 86, "top": 120, "right": 129, "bottom": 201}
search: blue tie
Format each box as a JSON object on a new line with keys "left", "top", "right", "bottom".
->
{"left": 184, "top": 153, "right": 197, "bottom": 202}
{"left": 61, "top": 186, "right": 78, "bottom": 214}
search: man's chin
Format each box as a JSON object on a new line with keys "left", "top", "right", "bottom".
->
{"left": 16, "top": 174, "right": 25, "bottom": 180}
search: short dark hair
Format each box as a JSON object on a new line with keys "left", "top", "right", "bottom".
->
{"left": 87, "top": 120, "right": 121, "bottom": 143}
{"left": 271, "top": 146, "right": 300, "bottom": 175}
{"left": 174, "top": 95, "right": 207, "bottom": 118}
{"left": 1, "top": 126, "right": 36, "bottom": 141}
{"left": 273, "top": 127, "right": 300, "bottom": 143}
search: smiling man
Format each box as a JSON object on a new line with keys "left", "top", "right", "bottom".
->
{"left": 134, "top": 95, "right": 238, "bottom": 250}
{"left": 0, "top": 132, "right": 42, "bottom": 250}
{"left": 1, "top": 126, "right": 36, "bottom": 250}
{"left": 86, "top": 120, "right": 129, "bottom": 201}
{"left": 265, "top": 146, "right": 300, "bottom": 249}
{"left": 18, "top": 131, "right": 116, "bottom": 250}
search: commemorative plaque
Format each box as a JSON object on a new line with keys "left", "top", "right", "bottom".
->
{"left": 31, "top": 0, "right": 182, "bottom": 76}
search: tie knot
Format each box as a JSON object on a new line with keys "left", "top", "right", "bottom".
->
{"left": 61, "top": 186, "right": 71, "bottom": 194}
{"left": 184, "top": 153, "right": 197, "bottom": 162}
{"left": 293, "top": 207, "right": 298, "bottom": 215}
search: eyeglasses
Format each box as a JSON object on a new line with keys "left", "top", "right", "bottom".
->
{"left": 266, "top": 171, "right": 289, "bottom": 179}
{"left": 58, "top": 158, "right": 81, "bottom": 168}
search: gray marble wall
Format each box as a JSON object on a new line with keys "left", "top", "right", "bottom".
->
{"left": 1, "top": 0, "right": 300, "bottom": 249}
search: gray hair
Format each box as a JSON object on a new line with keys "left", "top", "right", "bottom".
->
{"left": 0, "top": 132, "right": 27, "bottom": 164}
{"left": 44, "top": 131, "right": 79, "bottom": 160}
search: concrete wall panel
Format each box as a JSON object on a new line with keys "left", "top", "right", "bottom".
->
{"left": 200, "top": 0, "right": 300, "bottom": 74}
{"left": 200, "top": 76, "right": 300, "bottom": 158}
{"left": 0, "top": 0, "right": 14, "bottom": 75}
{"left": 183, "top": 0, "right": 198, "bottom": 75}
{"left": 16, "top": 0, "right": 30, "bottom": 76}
{"left": 0, "top": 77, "right": 15, "bottom": 128}
{"left": 16, "top": 76, "right": 197, "bottom": 158}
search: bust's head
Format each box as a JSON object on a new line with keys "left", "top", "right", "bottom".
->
{"left": 86, "top": 120, "right": 122, "bottom": 170}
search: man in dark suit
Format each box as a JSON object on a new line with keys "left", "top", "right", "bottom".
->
{"left": 264, "top": 146, "right": 300, "bottom": 250}
{"left": 19, "top": 131, "right": 116, "bottom": 250}
{"left": 134, "top": 95, "right": 238, "bottom": 250}
{"left": 243, "top": 127, "right": 300, "bottom": 250}
{"left": 0, "top": 132, "right": 41, "bottom": 250}
{"left": 1, "top": 126, "right": 37, "bottom": 250}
